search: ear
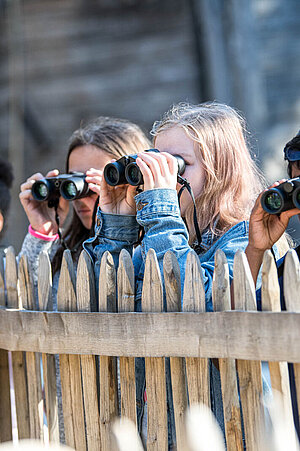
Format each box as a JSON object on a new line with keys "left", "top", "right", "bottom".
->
{"left": 0, "top": 212, "right": 3, "bottom": 233}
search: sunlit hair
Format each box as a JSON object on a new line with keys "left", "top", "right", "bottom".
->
{"left": 151, "top": 102, "right": 265, "bottom": 242}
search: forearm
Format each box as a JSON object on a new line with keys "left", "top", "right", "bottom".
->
{"left": 244, "top": 244, "right": 265, "bottom": 286}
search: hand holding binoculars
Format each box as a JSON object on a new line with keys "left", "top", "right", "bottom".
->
{"left": 31, "top": 150, "right": 186, "bottom": 208}
{"left": 31, "top": 172, "right": 89, "bottom": 207}
{"left": 261, "top": 176, "right": 300, "bottom": 214}
{"left": 103, "top": 148, "right": 186, "bottom": 186}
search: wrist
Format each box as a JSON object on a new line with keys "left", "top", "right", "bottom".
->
{"left": 28, "top": 225, "right": 59, "bottom": 242}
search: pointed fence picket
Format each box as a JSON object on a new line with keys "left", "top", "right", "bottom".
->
{"left": 19, "top": 255, "right": 43, "bottom": 440}
{"left": 0, "top": 246, "right": 300, "bottom": 450}
{"left": 142, "top": 249, "right": 168, "bottom": 451}
{"left": 212, "top": 249, "right": 243, "bottom": 451}
{"left": 182, "top": 251, "right": 210, "bottom": 407}
{"left": 57, "top": 250, "right": 86, "bottom": 451}
{"left": 6, "top": 246, "right": 30, "bottom": 440}
{"left": 0, "top": 249, "right": 12, "bottom": 443}
{"left": 284, "top": 249, "right": 300, "bottom": 433}
{"left": 233, "top": 250, "right": 264, "bottom": 451}
{"left": 38, "top": 251, "right": 59, "bottom": 443}
{"left": 261, "top": 250, "right": 294, "bottom": 433}
{"left": 117, "top": 249, "right": 137, "bottom": 426}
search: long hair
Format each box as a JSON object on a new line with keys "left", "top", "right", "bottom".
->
{"left": 151, "top": 102, "right": 265, "bottom": 243}
{"left": 0, "top": 159, "right": 13, "bottom": 241}
{"left": 52, "top": 117, "right": 150, "bottom": 273}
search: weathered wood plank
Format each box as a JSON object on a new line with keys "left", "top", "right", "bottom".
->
{"left": 261, "top": 250, "right": 294, "bottom": 433}
{"left": 117, "top": 249, "right": 137, "bottom": 426}
{"left": 283, "top": 249, "right": 300, "bottom": 434}
{"left": 164, "top": 251, "right": 187, "bottom": 451}
{"left": 0, "top": 250, "right": 5, "bottom": 306}
{"left": 212, "top": 250, "right": 243, "bottom": 451}
{"left": 57, "top": 250, "right": 86, "bottom": 451}
{"left": 6, "top": 247, "right": 30, "bottom": 439}
{"left": 77, "top": 250, "right": 101, "bottom": 450}
{"left": 0, "top": 250, "right": 12, "bottom": 442}
{"left": 1, "top": 309, "right": 300, "bottom": 361}
{"left": 143, "top": 249, "right": 167, "bottom": 451}
{"left": 19, "top": 255, "right": 43, "bottom": 440}
{"left": 38, "top": 251, "right": 59, "bottom": 443}
{"left": 0, "top": 349, "right": 12, "bottom": 442}
{"left": 183, "top": 251, "right": 210, "bottom": 407}
{"left": 98, "top": 251, "right": 118, "bottom": 451}
{"left": 234, "top": 250, "right": 263, "bottom": 451}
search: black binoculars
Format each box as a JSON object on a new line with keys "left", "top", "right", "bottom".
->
{"left": 261, "top": 176, "right": 300, "bottom": 214}
{"left": 103, "top": 149, "right": 186, "bottom": 186}
{"left": 31, "top": 172, "right": 90, "bottom": 207}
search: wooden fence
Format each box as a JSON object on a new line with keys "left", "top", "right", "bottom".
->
{"left": 0, "top": 245, "right": 299, "bottom": 450}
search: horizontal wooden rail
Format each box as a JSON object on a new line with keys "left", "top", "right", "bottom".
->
{"left": 0, "top": 308, "right": 299, "bottom": 361}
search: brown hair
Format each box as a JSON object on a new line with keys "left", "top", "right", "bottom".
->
{"left": 151, "top": 102, "right": 265, "bottom": 243}
{"left": 52, "top": 117, "right": 150, "bottom": 273}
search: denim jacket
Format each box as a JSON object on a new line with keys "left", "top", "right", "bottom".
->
{"left": 83, "top": 188, "right": 251, "bottom": 445}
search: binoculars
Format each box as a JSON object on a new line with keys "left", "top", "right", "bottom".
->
{"left": 31, "top": 172, "right": 90, "bottom": 207}
{"left": 104, "top": 149, "right": 186, "bottom": 186}
{"left": 261, "top": 176, "right": 300, "bottom": 214}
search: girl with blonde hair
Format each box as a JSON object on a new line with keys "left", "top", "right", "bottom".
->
{"left": 84, "top": 102, "right": 273, "bottom": 445}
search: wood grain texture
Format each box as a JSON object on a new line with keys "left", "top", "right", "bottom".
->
{"left": 163, "top": 251, "right": 187, "bottom": 451}
{"left": 143, "top": 249, "right": 167, "bottom": 451}
{"left": 57, "top": 250, "right": 86, "bottom": 451}
{"left": 283, "top": 249, "right": 300, "bottom": 434}
{"left": 234, "top": 250, "right": 263, "bottom": 451}
{"left": 261, "top": 250, "right": 294, "bottom": 433}
{"left": 77, "top": 250, "right": 101, "bottom": 450}
{"left": 212, "top": 250, "right": 243, "bottom": 451}
{"left": 19, "top": 255, "right": 43, "bottom": 440}
{"left": 5, "top": 247, "right": 30, "bottom": 439}
{"left": 1, "top": 309, "right": 300, "bottom": 360}
{"left": 117, "top": 249, "right": 137, "bottom": 426}
{"left": 0, "top": 349, "right": 12, "bottom": 442}
{"left": 183, "top": 251, "right": 209, "bottom": 407}
{"left": 0, "top": 250, "right": 11, "bottom": 442}
{"left": 98, "top": 251, "right": 118, "bottom": 451}
{"left": 38, "top": 251, "right": 59, "bottom": 443}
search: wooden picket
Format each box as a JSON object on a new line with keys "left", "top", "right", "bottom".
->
{"left": 0, "top": 246, "right": 299, "bottom": 450}
{"left": 0, "top": 249, "right": 12, "bottom": 442}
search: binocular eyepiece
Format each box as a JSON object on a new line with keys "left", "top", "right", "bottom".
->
{"left": 104, "top": 149, "right": 186, "bottom": 186}
{"left": 261, "top": 177, "right": 300, "bottom": 214}
{"left": 32, "top": 172, "right": 90, "bottom": 207}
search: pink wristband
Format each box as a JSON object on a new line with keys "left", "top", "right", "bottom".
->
{"left": 28, "top": 225, "right": 59, "bottom": 242}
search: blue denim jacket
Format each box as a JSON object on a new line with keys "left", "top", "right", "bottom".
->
{"left": 83, "top": 188, "right": 250, "bottom": 445}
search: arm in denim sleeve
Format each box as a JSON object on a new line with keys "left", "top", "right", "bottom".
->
{"left": 83, "top": 208, "right": 140, "bottom": 278}
{"left": 135, "top": 189, "right": 250, "bottom": 311}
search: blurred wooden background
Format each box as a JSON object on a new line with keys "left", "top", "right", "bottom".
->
{"left": 0, "top": 0, "right": 299, "bottom": 250}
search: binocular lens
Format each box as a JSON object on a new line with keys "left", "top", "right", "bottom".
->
{"left": 264, "top": 192, "right": 283, "bottom": 212}
{"left": 126, "top": 163, "right": 142, "bottom": 186}
{"left": 33, "top": 182, "right": 49, "bottom": 201}
{"left": 62, "top": 181, "right": 77, "bottom": 200}
{"left": 105, "top": 166, "right": 119, "bottom": 185}
{"left": 294, "top": 189, "right": 300, "bottom": 209}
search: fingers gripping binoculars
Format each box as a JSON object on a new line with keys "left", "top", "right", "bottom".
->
{"left": 261, "top": 177, "right": 300, "bottom": 214}
{"left": 103, "top": 148, "right": 186, "bottom": 186}
{"left": 31, "top": 172, "right": 90, "bottom": 207}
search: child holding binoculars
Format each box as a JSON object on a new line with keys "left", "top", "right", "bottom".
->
{"left": 19, "top": 117, "right": 150, "bottom": 278}
{"left": 18, "top": 116, "right": 150, "bottom": 442}
{"left": 84, "top": 102, "right": 275, "bottom": 442}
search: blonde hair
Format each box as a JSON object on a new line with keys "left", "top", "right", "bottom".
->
{"left": 151, "top": 102, "right": 265, "bottom": 243}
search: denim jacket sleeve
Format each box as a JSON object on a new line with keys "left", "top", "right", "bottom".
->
{"left": 83, "top": 208, "right": 140, "bottom": 278}
{"left": 134, "top": 188, "right": 250, "bottom": 312}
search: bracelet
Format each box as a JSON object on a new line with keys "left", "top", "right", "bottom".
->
{"left": 28, "top": 225, "right": 59, "bottom": 242}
